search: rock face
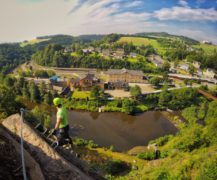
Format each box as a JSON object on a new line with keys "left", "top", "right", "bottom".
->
{"left": 2, "top": 114, "right": 92, "bottom": 180}
{"left": 0, "top": 126, "right": 45, "bottom": 180}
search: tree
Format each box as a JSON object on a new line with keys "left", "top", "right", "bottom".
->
{"left": 130, "top": 85, "right": 141, "bottom": 99}
{"left": 189, "top": 64, "right": 196, "bottom": 75}
{"left": 29, "top": 82, "right": 41, "bottom": 102}
{"left": 44, "top": 92, "right": 53, "bottom": 105}
{"left": 0, "top": 86, "right": 21, "bottom": 118}
{"left": 90, "top": 86, "right": 100, "bottom": 100}
{"left": 149, "top": 76, "right": 162, "bottom": 87}
{"left": 161, "top": 61, "right": 171, "bottom": 72}
{"left": 4, "top": 76, "right": 15, "bottom": 87}
{"left": 38, "top": 81, "right": 47, "bottom": 98}
{"left": 158, "top": 85, "right": 171, "bottom": 107}
{"left": 122, "top": 98, "right": 134, "bottom": 114}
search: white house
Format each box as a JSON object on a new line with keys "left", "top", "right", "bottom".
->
{"left": 147, "top": 54, "right": 164, "bottom": 67}
{"left": 180, "top": 64, "right": 189, "bottom": 71}
{"left": 203, "top": 68, "right": 216, "bottom": 79}
{"left": 129, "top": 52, "right": 137, "bottom": 58}
{"left": 193, "top": 61, "right": 201, "bottom": 69}
{"left": 197, "top": 69, "right": 203, "bottom": 77}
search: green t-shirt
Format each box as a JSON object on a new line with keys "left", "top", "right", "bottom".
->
{"left": 57, "top": 106, "right": 69, "bottom": 128}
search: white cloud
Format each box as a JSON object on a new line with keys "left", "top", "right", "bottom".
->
{"left": 154, "top": 6, "right": 217, "bottom": 22}
{"left": 178, "top": 0, "right": 188, "bottom": 7}
{"left": 124, "top": 1, "right": 143, "bottom": 8}
{"left": 177, "top": 29, "right": 217, "bottom": 44}
{"left": 0, "top": 0, "right": 216, "bottom": 43}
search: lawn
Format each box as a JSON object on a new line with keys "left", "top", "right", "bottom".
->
{"left": 72, "top": 90, "right": 91, "bottom": 99}
{"left": 193, "top": 44, "right": 217, "bottom": 54}
{"left": 20, "top": 38, "right": 50, "bottom": 47}
{"left": 118, "top": 37, "right": 166, "bottom": 55}
{"left": 71, "top": 52, "right": 78, "bottom": 57}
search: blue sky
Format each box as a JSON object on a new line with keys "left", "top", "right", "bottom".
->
{"left": 0, "top": 0, "right": 216, "bottom": 43}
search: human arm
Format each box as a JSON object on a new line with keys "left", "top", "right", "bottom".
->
{"left": 55, "top": 117, "right": 61, "bottom": 130}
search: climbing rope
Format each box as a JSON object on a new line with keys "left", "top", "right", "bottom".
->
{"left": 20, "top": 108, "right": 28, "bottom": 180}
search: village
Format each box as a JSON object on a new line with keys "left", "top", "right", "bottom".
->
{"left": 19, "top": 45, "right": 217, "bottom": 100}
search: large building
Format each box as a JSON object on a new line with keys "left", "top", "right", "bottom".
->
{"left": 106, "top": 68, "right": 144, "bottom": 83}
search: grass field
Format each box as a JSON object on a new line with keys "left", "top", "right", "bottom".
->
{"left": 20, "top": 38, "right": 50, "bottom": 47}
{"left": 193, "top": 44, "right": 217, "bottom": 54}
{"left": 118, "top": 37, "right": 166, "bottom": 55}
{"left": 72, "top": 90, "right": 91, "bottom": 99}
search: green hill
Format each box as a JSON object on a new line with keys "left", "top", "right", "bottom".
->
{"left": 193, "top": 44, "right": 217, "bottom": 54}
{"left": 118, "top": 36, "right": 167, "bottom": 55}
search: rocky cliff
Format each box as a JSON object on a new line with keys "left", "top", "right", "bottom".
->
{"left": 1, "top": 114, "right": 93, "bottom": 180}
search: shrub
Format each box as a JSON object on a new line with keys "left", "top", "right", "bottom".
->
{"left": 73, "top": 138, "right": 88, "bottom": 147}
{"left": 137, "top": 151, "right": 156, "bottom": 160}
{"left": 104, "top": 160, "right": 130, "bottom": 175}
{"left": 197, "top": 159, "right": 217, "bottom": 180}
{"left": 149, "top": 135, "right": 173, "bottom": 146}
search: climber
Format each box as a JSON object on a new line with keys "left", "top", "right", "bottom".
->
{"left": 52, "top": 97, "right": 72, "bottom": 146}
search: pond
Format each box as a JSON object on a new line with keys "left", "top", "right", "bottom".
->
{"left": 52, "top": 111, "right": 178, "bottom": 152}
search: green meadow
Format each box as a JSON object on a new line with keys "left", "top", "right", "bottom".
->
{"left": 118, "top": 36, "right": 166, "bottom": 55}
{"left": 193, "top": 44, "right": 217, "bottom": 54}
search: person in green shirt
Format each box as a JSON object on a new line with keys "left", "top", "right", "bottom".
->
{"left": 53, "top": 97, "right": 72, "bottom": 146}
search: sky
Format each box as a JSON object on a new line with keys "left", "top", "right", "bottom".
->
{"left": 0, "top": 0, "right": 217, "bottom": 44}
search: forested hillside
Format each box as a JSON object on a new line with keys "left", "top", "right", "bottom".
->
{"left": 0, "top": 44, "right": 34, "bottom": 74}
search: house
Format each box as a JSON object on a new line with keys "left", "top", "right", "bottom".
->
{"left": 129, "top": 52, "right": 137, "bottom": 58}
{"left": 180, "top": 64, "right": 189, "bottom": 71}
{"left": 106, "top": 68, "right": 144, "bottom": 83}
{"left": 113, "top": 48, "right": 125, "bottom": 59}
{"left": 169, "top": 67, "right": 177, "bottom": 73}
{"left": 201, "top": 40, "right": 212, "bottom": 45}
{"left": 88, "top": 46, "right": 95, "bottom": 52}
{"left": 95, "top": 47, "right": 101, "bottom": 53}
{"left": 64, "top": 47, "right": 74, "bottom": 53}
{"left": 203, "top": 68, "right": 216, "bottom": 79}
{"left": 69, "top": 74, "right": 101, "bottom": 90}
{"left": 102, "top": 49, "right": 111, "bottom": 57}
{"left": 82, "top": 49, "right": 89, "bottom": 54}
{"left": 147, "top": 54, "right": 164, "bottom": 67}
{"left": 193, "top": 61, "right": 201, "bottom": 69}
{"left": 197, "top": 69, "right": 203, "bottom": 77}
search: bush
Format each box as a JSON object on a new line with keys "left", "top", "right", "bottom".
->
{"left": 104, "top": 160, "right": 130, "bottom": 175}
{"left": 149, "top": 135, "right": 173, "bottom": 146}
{"left": 137, "top": 151, "right": 156, "bottom": 160}
{"left": 73, "top": 138, "right": 99, "bottom": 148}
{"left": 173, "top": 125, "right": 206, "bottom": 152}
{"left": 197, "top": 159, "right": 217, "bottom": 180}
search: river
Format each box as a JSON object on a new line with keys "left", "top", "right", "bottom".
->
{"left": 52, "top": 111, "right": 178, "bottom": 152}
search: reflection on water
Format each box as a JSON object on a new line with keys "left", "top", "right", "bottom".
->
{"left": 52, "top": 111, "right": 178, "bottom": 152}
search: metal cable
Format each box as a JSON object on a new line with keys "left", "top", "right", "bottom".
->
{"left": 20, "top": 108, "right": 28, "bottom": 180}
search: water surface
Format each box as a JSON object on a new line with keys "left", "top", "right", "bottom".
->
{"left": 52, "top": 111, "right": 177, "bottom": 151}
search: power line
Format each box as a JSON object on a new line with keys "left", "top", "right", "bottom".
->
{"left": 20, "top": 108, "right": 28, "bottom": 180}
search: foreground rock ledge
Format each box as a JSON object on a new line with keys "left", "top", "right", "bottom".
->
{"left": 2, "top": 114, "right": 92, "bottom": 180}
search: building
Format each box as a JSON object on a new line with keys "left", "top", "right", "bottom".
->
{"left": 68, "top": 74, "right": 103, "bottom": 90}
{"left": 147, "top": 54, "right": 164, "bottom": 67}
{"left": 113, "top": 48, "right": 125, "bottom": 59}
{"left": 197, "top": 69, "right": 203, "bottom": 77}
{"left": 88, "top": 46, "right": 95, "bottom": 52}
{"left": 129, "top": 52, "right": 137, "bottom": 58}
{"left": 102, "top": 49, "right": 111, "bottom": 57}
{"left": 201, "top": 40, "right": 212, "bottom": 45}
{"left": 106, "top": 68, "right": 144, "bottom": 83}
{"left": 203, "top": 68, "right": 216, "bottom": 79}
{"left": 193, "top": 61, "right": 201, "bottom": 69}
{"left": 180, "top": 64, "right": 189, "bottom": 71}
